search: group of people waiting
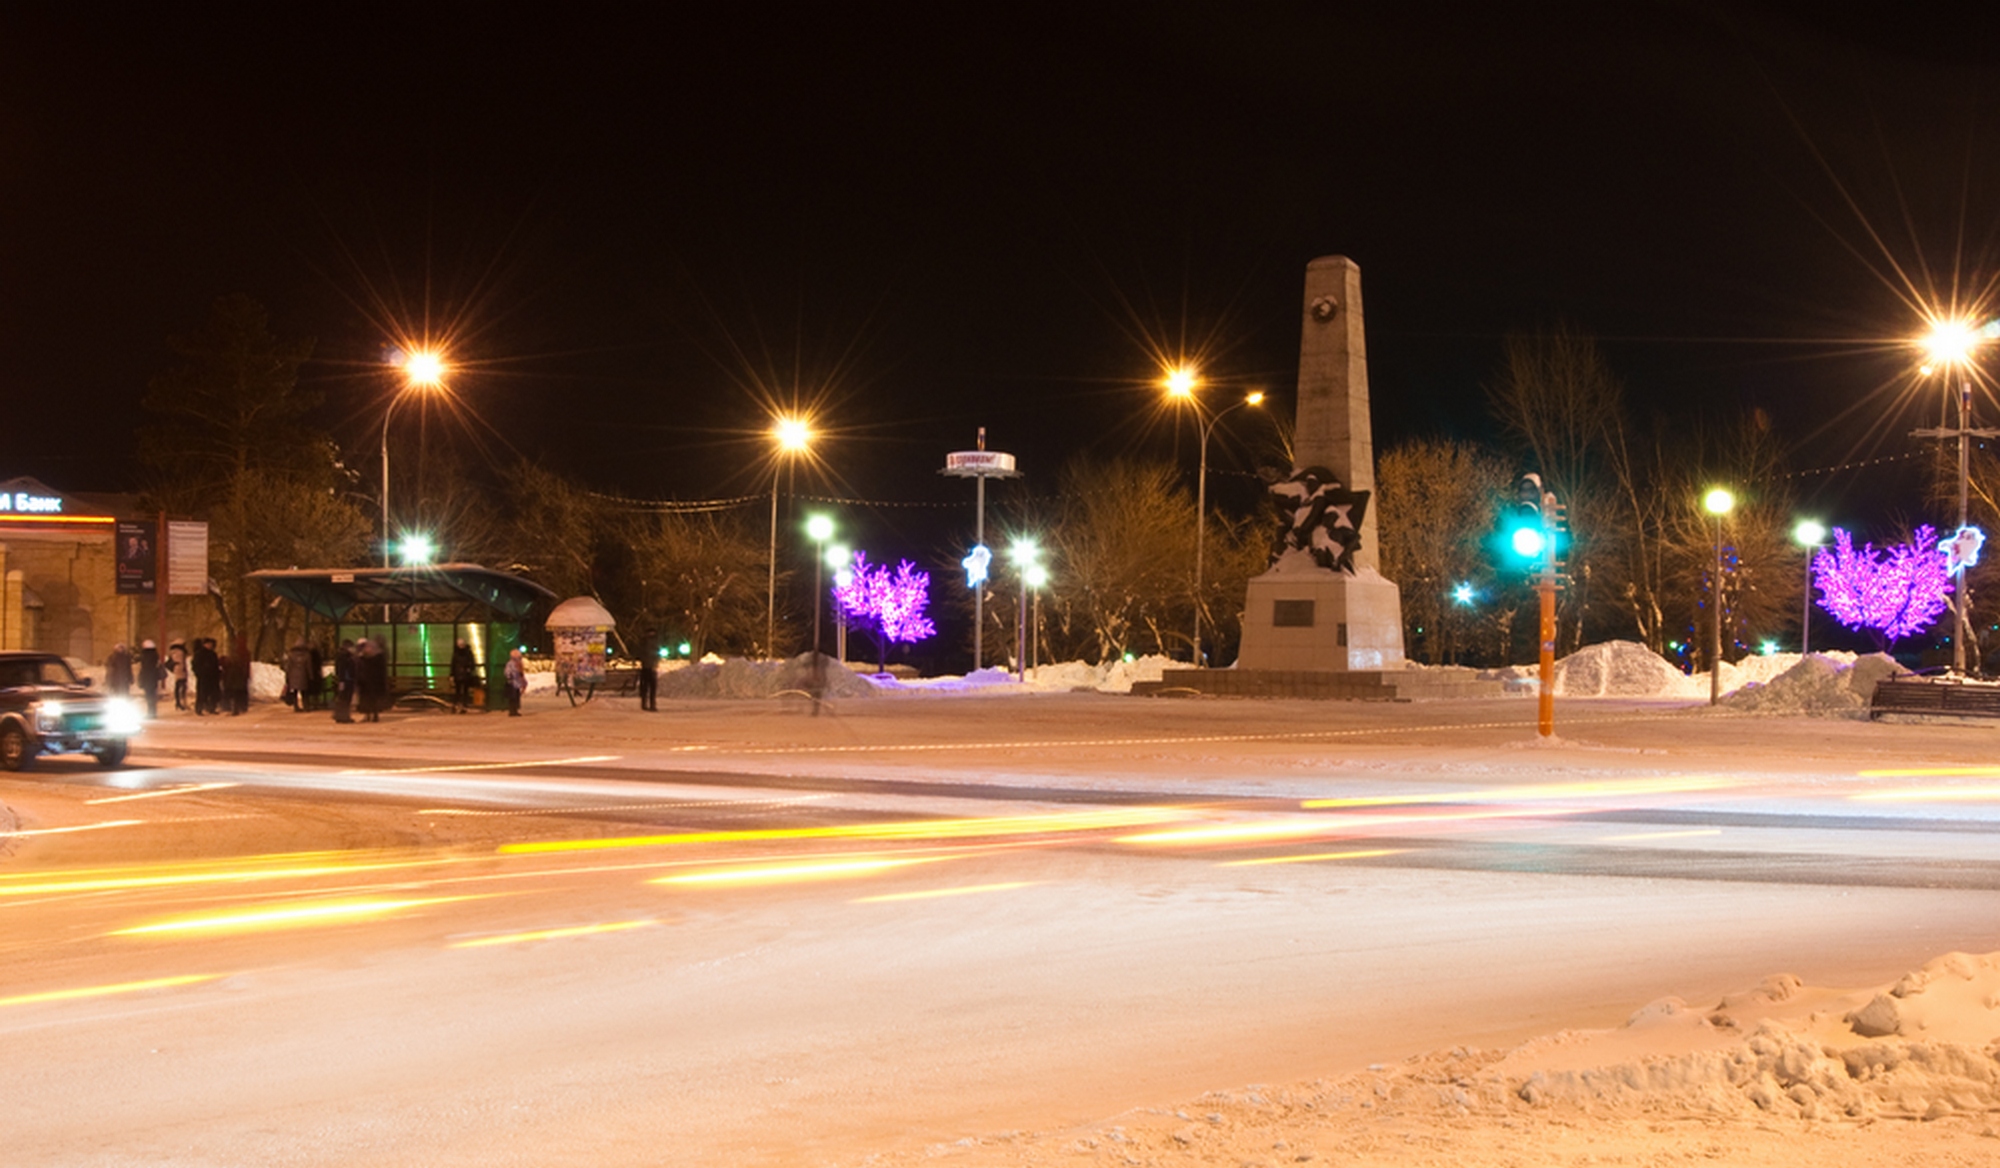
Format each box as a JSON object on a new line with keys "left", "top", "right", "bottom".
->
{"left": 100, "top": 635, "right": 530, "bottom": 721}
{"left": 103, "top": 637, "right": 247, "bottom": 719}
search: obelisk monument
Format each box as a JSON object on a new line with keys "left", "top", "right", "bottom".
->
{"left": 1233, "top": 255, "right": 1406, "bottom": 671}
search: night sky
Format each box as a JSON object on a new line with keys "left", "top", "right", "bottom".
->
{"left": 4, "top": 5, "right": 1999, "bottom": 555}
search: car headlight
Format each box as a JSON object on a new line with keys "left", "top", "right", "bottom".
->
{"left": 102, "top": 698, "right": 143, "bottom": 735}
{"left": 34, "top": 700, "right": 63, "bottom": 729}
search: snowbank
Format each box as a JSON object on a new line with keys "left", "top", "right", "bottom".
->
{"left": 657, "top": 653, "right": 876, "bottom": 700}
{"left": 1717, "top": 652, "right": 1905, "bottom": 717}
{"left": 1497, "top": 950, "right": 2000, "bottom": 1122}
{"left": 863, "top": 654, "right": 1174, "bottom": 696}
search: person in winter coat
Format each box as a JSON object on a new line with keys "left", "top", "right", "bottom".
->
{"left": 331, "top": 639, "right": 356, "bottom": 724}
{"left": 637, "top": 637, "right": 659, "bottom": 711}
{"left": 504, "top": 648, "right": 527, "bottom": 716}
{"left": 105, "top": 643, "right": 133, "bottom": 696}
{"left": 223, "top": 636, "right": 251, "bottom": 715}
{"left": 449, "top": 639, "right": 478, "bottom": 713}
{"left": 284, "top": 641, "right": 314, "bottom": 712}
{"left": 168, "top": 642, "right": 189, "bottom": 711}
{"left": 192, "top": 638, "right": 221, "bottom": 715}
{"left": 136, "top": 640, "right": 162, "bottom": 719}
{"left": 307, "top": 643, "right": 325, "bottom": 710}
{"left": 356, "top": 638, "right": 389, "bottom": 723}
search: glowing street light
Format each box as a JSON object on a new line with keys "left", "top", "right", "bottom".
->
{"left": 1164, "top": 373, "right": 1266, "bottom": 667}
{"left": 804, "top": 513, "right": 836, "bottom": 709}
{"left": 1704, "top": 488, "right": 1735, "bottom": 706}
{"left": 397, "top": 533, "right": 437, "bottom": 566}
{"left": 1794, "top": 519, "right": 1827, "bottom": 655}
{"left": 1911, "top": 317, "right": 2000, "bottom": 676}
{"left": 826, "top": 543, "right": 853, "bottom": 663}
{"left": 382, "top": 348, "right": 449, "bottom": 569}
{"left": 1009, "top": 538, "right": 1040, "bottom": 682}
{"left": 766, "top": 413, "right": 814, "bottom": 659}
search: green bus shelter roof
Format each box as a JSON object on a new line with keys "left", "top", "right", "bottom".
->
{"left": 248, "top": 564, "right": 557, "bottom": 622}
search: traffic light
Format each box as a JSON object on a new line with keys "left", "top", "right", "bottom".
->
{"left": 1500, "top": 473, "right": 1548, "bottom": 567}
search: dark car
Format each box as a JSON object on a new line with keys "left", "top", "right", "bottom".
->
{"left": 0, "top": 651, "right": 139, "bottom": 770}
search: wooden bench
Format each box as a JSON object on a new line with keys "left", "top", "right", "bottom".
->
{"left": 1870, "top": 676, "right": 2000, "bottom": 719}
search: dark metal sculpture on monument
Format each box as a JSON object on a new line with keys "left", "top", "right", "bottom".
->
{"left": 1145, "top": 256, "right": 1500, "bottom": 701}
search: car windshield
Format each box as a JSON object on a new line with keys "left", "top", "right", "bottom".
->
{"left": 0, "top": 658, "right": 78, "bottom": 689}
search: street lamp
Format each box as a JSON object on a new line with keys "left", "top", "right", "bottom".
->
{"left": 1912, "top": 318, "right": 1998, "bottom": 676}
{"left": 382, "top": 348, "right": 447, "bottom": 569}
{"left": 805, "top": 513, "right": 835, "bottom": 710}
{"left": 1164, "top": 366, "right": 1265, "bottom": 667}
{"left": 1008, "top": 538, "right": 1040, "bottom": 682}
{"left": 397, "top": 533, "right": 437, "bottom": 566}
{"left": 767, "top": 414, "right": 814, "bottom": 660}
{"left": 1704, "top": 487, "right": 1735, "bottom": 706}
{"left": 1025, "top": 563, "right": 1050, "bottom": 672}
{"left": 1793, "top": 519, "right": 1827, "bottom": 655}
{"left": 827, "top": 543, "right": 852, "bottom": 664}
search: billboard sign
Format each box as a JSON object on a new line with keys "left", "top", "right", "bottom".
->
{"left": 116, "top": 520, "right": 157, "bottom": 595}
{"left": 167, "top": 521, "right": 210, "bottom": 596}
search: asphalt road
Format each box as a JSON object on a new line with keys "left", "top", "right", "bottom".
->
{"left": 2, "top": 696, "right": 1997, "bottom": 1165}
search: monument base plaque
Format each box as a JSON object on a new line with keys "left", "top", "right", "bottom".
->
{"left": 1234, "top": 561, "right": 1405, "bottom": 672}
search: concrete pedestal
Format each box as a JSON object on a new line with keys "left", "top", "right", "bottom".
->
{"left": 1233, "top": 563, "right": 1406, "bottom": 672}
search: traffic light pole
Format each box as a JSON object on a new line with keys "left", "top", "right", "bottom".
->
{"left": 1537, "top": 540, "right": 1556, "bottom": 739}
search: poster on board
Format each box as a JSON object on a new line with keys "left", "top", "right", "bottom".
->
{"left": 115, "top": 520, "right": 156, "bottom": 595}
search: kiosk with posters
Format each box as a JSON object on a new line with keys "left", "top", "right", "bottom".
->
{"left": 545, "top": 596, "right": 615, "bottom": 705}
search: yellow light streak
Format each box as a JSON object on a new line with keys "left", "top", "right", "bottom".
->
{"left": 1599, "top": 828, "right": 1724, "bottom": 842}
{"left": 654, "top": 855, "right": 939, "bottom": 888}
{"left": 0, "top": 852, "right": 452, "bottom": 899}
{"left": 1218, "top": 848, "right": 1405, "bottom": 867}
{"left": 0, "top": 819, "right": 143, "bottom": 838}
{"left": 340, "top": 754, "right": 620, "bottom": 776}
{"left": 852, "top": 882, "right": 1033, "bottom": 903}
{"left": 1119, "top": 806, "right": 1567, "bottom": 848}
{"left": 85, "top": 783, "right": 238, "bottom": 805}
{"left": 1856, "top": 765, "right": 2000, "bottom": 778}
{"left": 111, "top": 895, "right": 470, "bottom": 937}
{"left": 0, "top": 973, "right": 225, "bottom": 1008}
{"left": 449, "top": 919, "right": 657, "bottom": 948}
{"left": 1848, "top": 785, "right": 2000, "bottom": 802}
{"left": 501, "top": 807, "right": 1189, "bottom": 856}
{"left": 1301, "top": 775, "right": 1738, "bottom": 810}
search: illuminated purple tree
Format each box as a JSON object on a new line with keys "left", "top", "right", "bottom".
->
{"left": 832, "top": 552, "right": 936, "bottom": 670}
{"left": 1812, "top": 525, "right": 1952, "bottom": 648}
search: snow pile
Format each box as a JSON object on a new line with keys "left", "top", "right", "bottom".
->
{"left": 864, "top": 655, "right": 1175, "bottom": 695}
{"left": 657, "top": 653, "right": 876, "bottom": 700}
{"left": 1547, "top": 640, "right": 1698, "bottom": 698}
{"left": 1718, "top": 653, "right": 1905, "bottom": 717}
{"left": 1499, "top": 951, "right": 2000, "bottom": 1122}
{"left": 249, "top": 662, "right": 286, "bottom": 701}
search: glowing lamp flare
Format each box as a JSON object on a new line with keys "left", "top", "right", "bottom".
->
{"left": 1703, "top": 488, "right": 1735, "bottom": 516}
{"left": 1920, "top": 319, "right": 1982, "bottom": 367}
{"left": 773, "top": 415, "right": 813, "bottom": 452}
{"left": 401, "top": 349, "right": 447, "bottom": 386}
{"left": 1163, "top": 366, "right": 1200, "bottom": 398}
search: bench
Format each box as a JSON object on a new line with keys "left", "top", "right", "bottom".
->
{"left": 1869, "top": 676, "right": 2000, "bottom": 719}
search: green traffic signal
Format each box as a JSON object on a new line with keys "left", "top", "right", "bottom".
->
{"left": 1510, "top": 524, "right": 1547, "bottom": 558}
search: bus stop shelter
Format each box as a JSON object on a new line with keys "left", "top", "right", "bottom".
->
{"left": 249, "top": 564, "right": 556, "bottom": 708}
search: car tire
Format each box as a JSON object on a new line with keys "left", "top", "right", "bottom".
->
{"left": 95, "top": 740, "right": 128, "bottom": 768}
{"left": 0, "top": 725, "right": 31, "bottom": 772}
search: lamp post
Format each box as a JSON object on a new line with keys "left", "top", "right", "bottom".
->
{"left": 381, "top": 349, "right": 446, "bottom": 569}
{"left": 827, "top": 543, "right": 852, "bottom": 664}
{"left": 1025, "top": 563, "right": 1049, "bottom": 672}
{"left": 805, "top": 513, "right": 834, "bottom": 711}
{"left": 1009, "top": 538, "right": 1040, "bottom": 682}
{"left": 767, "top": 414, "right": 813, "bottom": 660}
{"left": 1164, "top": 366, "right": 1264, "bottom": 667}
{"left": 1793, "top": 519, "right": 1826, "bottom": 655}
{"left": 1912, "top": 319, "right": 2000, "bottom": 676}
{"left": 1704, "top": 488, "right": 1735, "bottom": 706}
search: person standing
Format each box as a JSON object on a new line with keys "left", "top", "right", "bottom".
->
{"left": 504, "top": 648, "right": 527, "bottom": 717}
{"left": 136, "top": 640, "right": 162, "bottom": 719}
{"left": 168, "top": 642, "right": 189, "bottom": 711}
{"left": 105, "top": 643, "right": 133, "bottom": 696}
{"left": 308, "top": 642, "right": 325, "bottom": 710}
{"left": 356, "top": 638, "right": 388, "bottom": 723}
{"left": 223, "top": 635, "right": 251, "bottom": 715}
{"left": 331, "top": 639, "right": 357, "bottom": 724}
{"left": 637, "top": 637, "right": 659, "bottom": 711}
{"left": 449, "top": 638, "right": 478, "bottom": 713}
{"left": 284, "top": 640, "right": 313, "bottom": 712}
{"left": 192, "top": 638, "right": 221, "bottom": 715}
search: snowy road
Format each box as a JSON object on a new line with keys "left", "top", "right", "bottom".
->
{"left": 1, "top": 694, "right": 1997, "bottom": 1165}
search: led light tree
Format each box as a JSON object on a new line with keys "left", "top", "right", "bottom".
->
{"left": 831, "top": 552, "right": 937, "bottom": 672}
{"left": 1812, "top": 525, "right": 1953, "bottom": 649}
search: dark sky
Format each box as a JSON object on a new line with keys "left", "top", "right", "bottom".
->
{"left": 4, "top": 5, "right": 1999, "bottom": 553}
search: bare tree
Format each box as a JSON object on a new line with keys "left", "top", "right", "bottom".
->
{"left": 612, "top": 509, "right": 769, "bottom": 659}
{"left": 1376, "top": 437, "right": 1513, "bottom": 664}
{"left": 1042, "top": 459, "right": 1196, "bottom": 663}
